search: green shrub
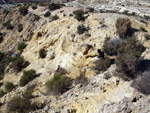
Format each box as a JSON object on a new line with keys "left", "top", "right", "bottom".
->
{"left": 34, "top": 15, "right": 40, "bottom": 21}
{"left": 38, "top": 3, "right": 49, "bottom": 6}
{"left": 39, "top": 48, "right": 47, "bottom": 58}
{"left": 3, "top": 19, "right": 11, "bottom": 27}
{"left": 6, "top": 23, "right": 13, "bottom": 30}
{"left": 0, "top": 52, "right": 5, "bottom": 61}
{"left": 100, "top": 10, "right": 105, "bottom": 13}
{"left": 46, "top": 72, "right": 70, "bottom": 94}
{"left": 19, "top": 6, "right": 28, "bottom": 16}
{"left": 20, "top": 69, "right": 36, "bottom": 86}
{"left": 144, "top": 34, "right": 150, "bottom": 39}
{"left": 74, "top": 9, "right": 85, "bottom": 21}
{"left": 0, "top": 89, "right": 5, "bottom": 97}
{"left": 77, "top": 24, "right": 88, "bottom": 35}
{"left": 95, "top": 58, "right": 111, "bottom": 72}
{"left": 44, "top": 11, "right": 51, "bottom": 17}
{"left": 103, "top": 37, "right": 121, "bottom": 56}
{"left": 69, "top": 14, "right": 73, "bottom": 17}
{"left": 3, "top": 19, "right": 13, "bottom": 30}
{"left": 6, "top": 91, "right": 35, "bottom": 113}
{"left": 52, "top": 15, "right": 59, "bottom": 20}
{"left": 60, "top": 10, "right": 64, "bottom": 13}
{"left": 88, "top": 7, "right": 94, "bottom": 13}
{"left": 132, "top": 71, "right": 150, "bottom": 95}
{"left": 17, "top": 42, "right": 26, "bottom": 52}
{"left": 140, "top": 27, "right": 146, "bottom": 32}
{"left": 84, "top": 11, "right": 88, "bottom": 14}
{"left": 122, "top": 10, "right": 129, "bottom": 15}
{"left": 99, "top": 21, "right": 102, "bottom": 24}
{"left": 115, "top": 37, "right": 145, "bottom": 80}
{"left": 48, "top": 3, "right": 61, "bottom": 11}
{"left": 132, "top": 12, "right": 136, "bottom": 16}
{"left": 5, "top": 82, "right": 14, "bottom": 92}
{"left": 32, "top": 5, "right": 37, "bottom": 10}
{"left": 0, "top": 33, "right": 3, "bottom": 43}
{"left": 116, "top": 18, "right": 131, "bottom": 38}
{"left": 3, "top": 9, "right": 9, "bottom": 14}
{"left": 11, "top": 56, "right": 25, "bottom": 72}
{"left": 17, "top": 24, "right": 23, "bottom": 32}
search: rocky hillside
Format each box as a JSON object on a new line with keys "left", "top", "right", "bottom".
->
{"left": 76, "top": 0, "right": 150, "bottom": 4}
{"left": 0, "top": 3, "right": 150, "bottom": 113}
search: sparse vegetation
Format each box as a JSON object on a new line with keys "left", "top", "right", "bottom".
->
{"left": 3, "top": 19, "right": 13, "bottom": 30}
{"left": 46, "top": 71, "right": 70, "bottom": 94}
{"left": 99, "top": 21, "right": 102, "bottom": 24}
{"left": 115, "top": 37, "right": 145, "bottom": 80}
{"left": 39, "top": 48, "right": 47, "bottom": 58}
{"left": 11, "top": 56, "right": 25, "bottom": 72}
{"left": 116, "top": 18, "right": 131, "bottom": 38}
{"left": 52, "top": 15, "right": 59, "bottom": 20}
{"left": 103, "top": 37, "right": 121, "bottom": 56}
{"left": 88, "top": 7, "right": 94, "bottom": 13}
{"left": 69, "top": 14, "right": 73, "bottom": 17}
{"left": 19, "top": 6, "right": 28, "bottom": 16}
{"left": 17, "top": 24, "right": 23, "bottom": 32}
{"left": 95, "top": 58, "right": 111, "bottom": 72}
{"left": 122, "top": 10, "right": 129, "bottom": 15}
{"left": 6, "top": 90, "right": 36, "bottom": 113}
{"left": 34, "top": 15, "right": 40, "bottom": 21}
{"left": 74, "top": 9, "right": 85, "bottom": 21}
{"left": 132, "top": 71, "right": 150, "bottom": 95}
{"left": 44, "top": 11, "right": 51, "bottom": 17}
{"left": 48, "top": 3, "right": 61, "bottom": 11}
{"left": 32, "top": 5, "right": 37, "bottom": 10}
{"left": 144, "top": 34, "right": 150, "bottom": 39}
{"left": 140, "top": 26, "right": 146, "bottom": 32}
{"left": 77, "top": 24, "right": 89, "bottom": 35}
{"left": 38, "top": 3, "right": 49, "bottom": 6}
{"left": 4, "top": 82, "right": 14, "bottom": 92}
{"left": 17, "top": 42, "right": 26, "bottom": 52}
{"left": 20, "top": 69, "right": 36, "bottom": 86}
{"left": 0, "top": 33, "right": 3, "bottom": 43}
{"left": 0, "top": 52, "right": 4, "bottom": 61}
{"left": 0, "top": 89, "right": 5, "bottom": 97}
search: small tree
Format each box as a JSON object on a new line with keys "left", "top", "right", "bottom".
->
{"left": 116, "top": 18, "right": 131, "bottom": 38}
{"left": 5, "top": 82, "right": 14, "bottom": 92}
{"left": 115, "top": 37, "right": 145, "bottom": 80}
{"left": 103, "top": 38, "right": 121, "bottom": 56}
{"left": 74, "top": 9, "right": 85, "bottom": 21}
